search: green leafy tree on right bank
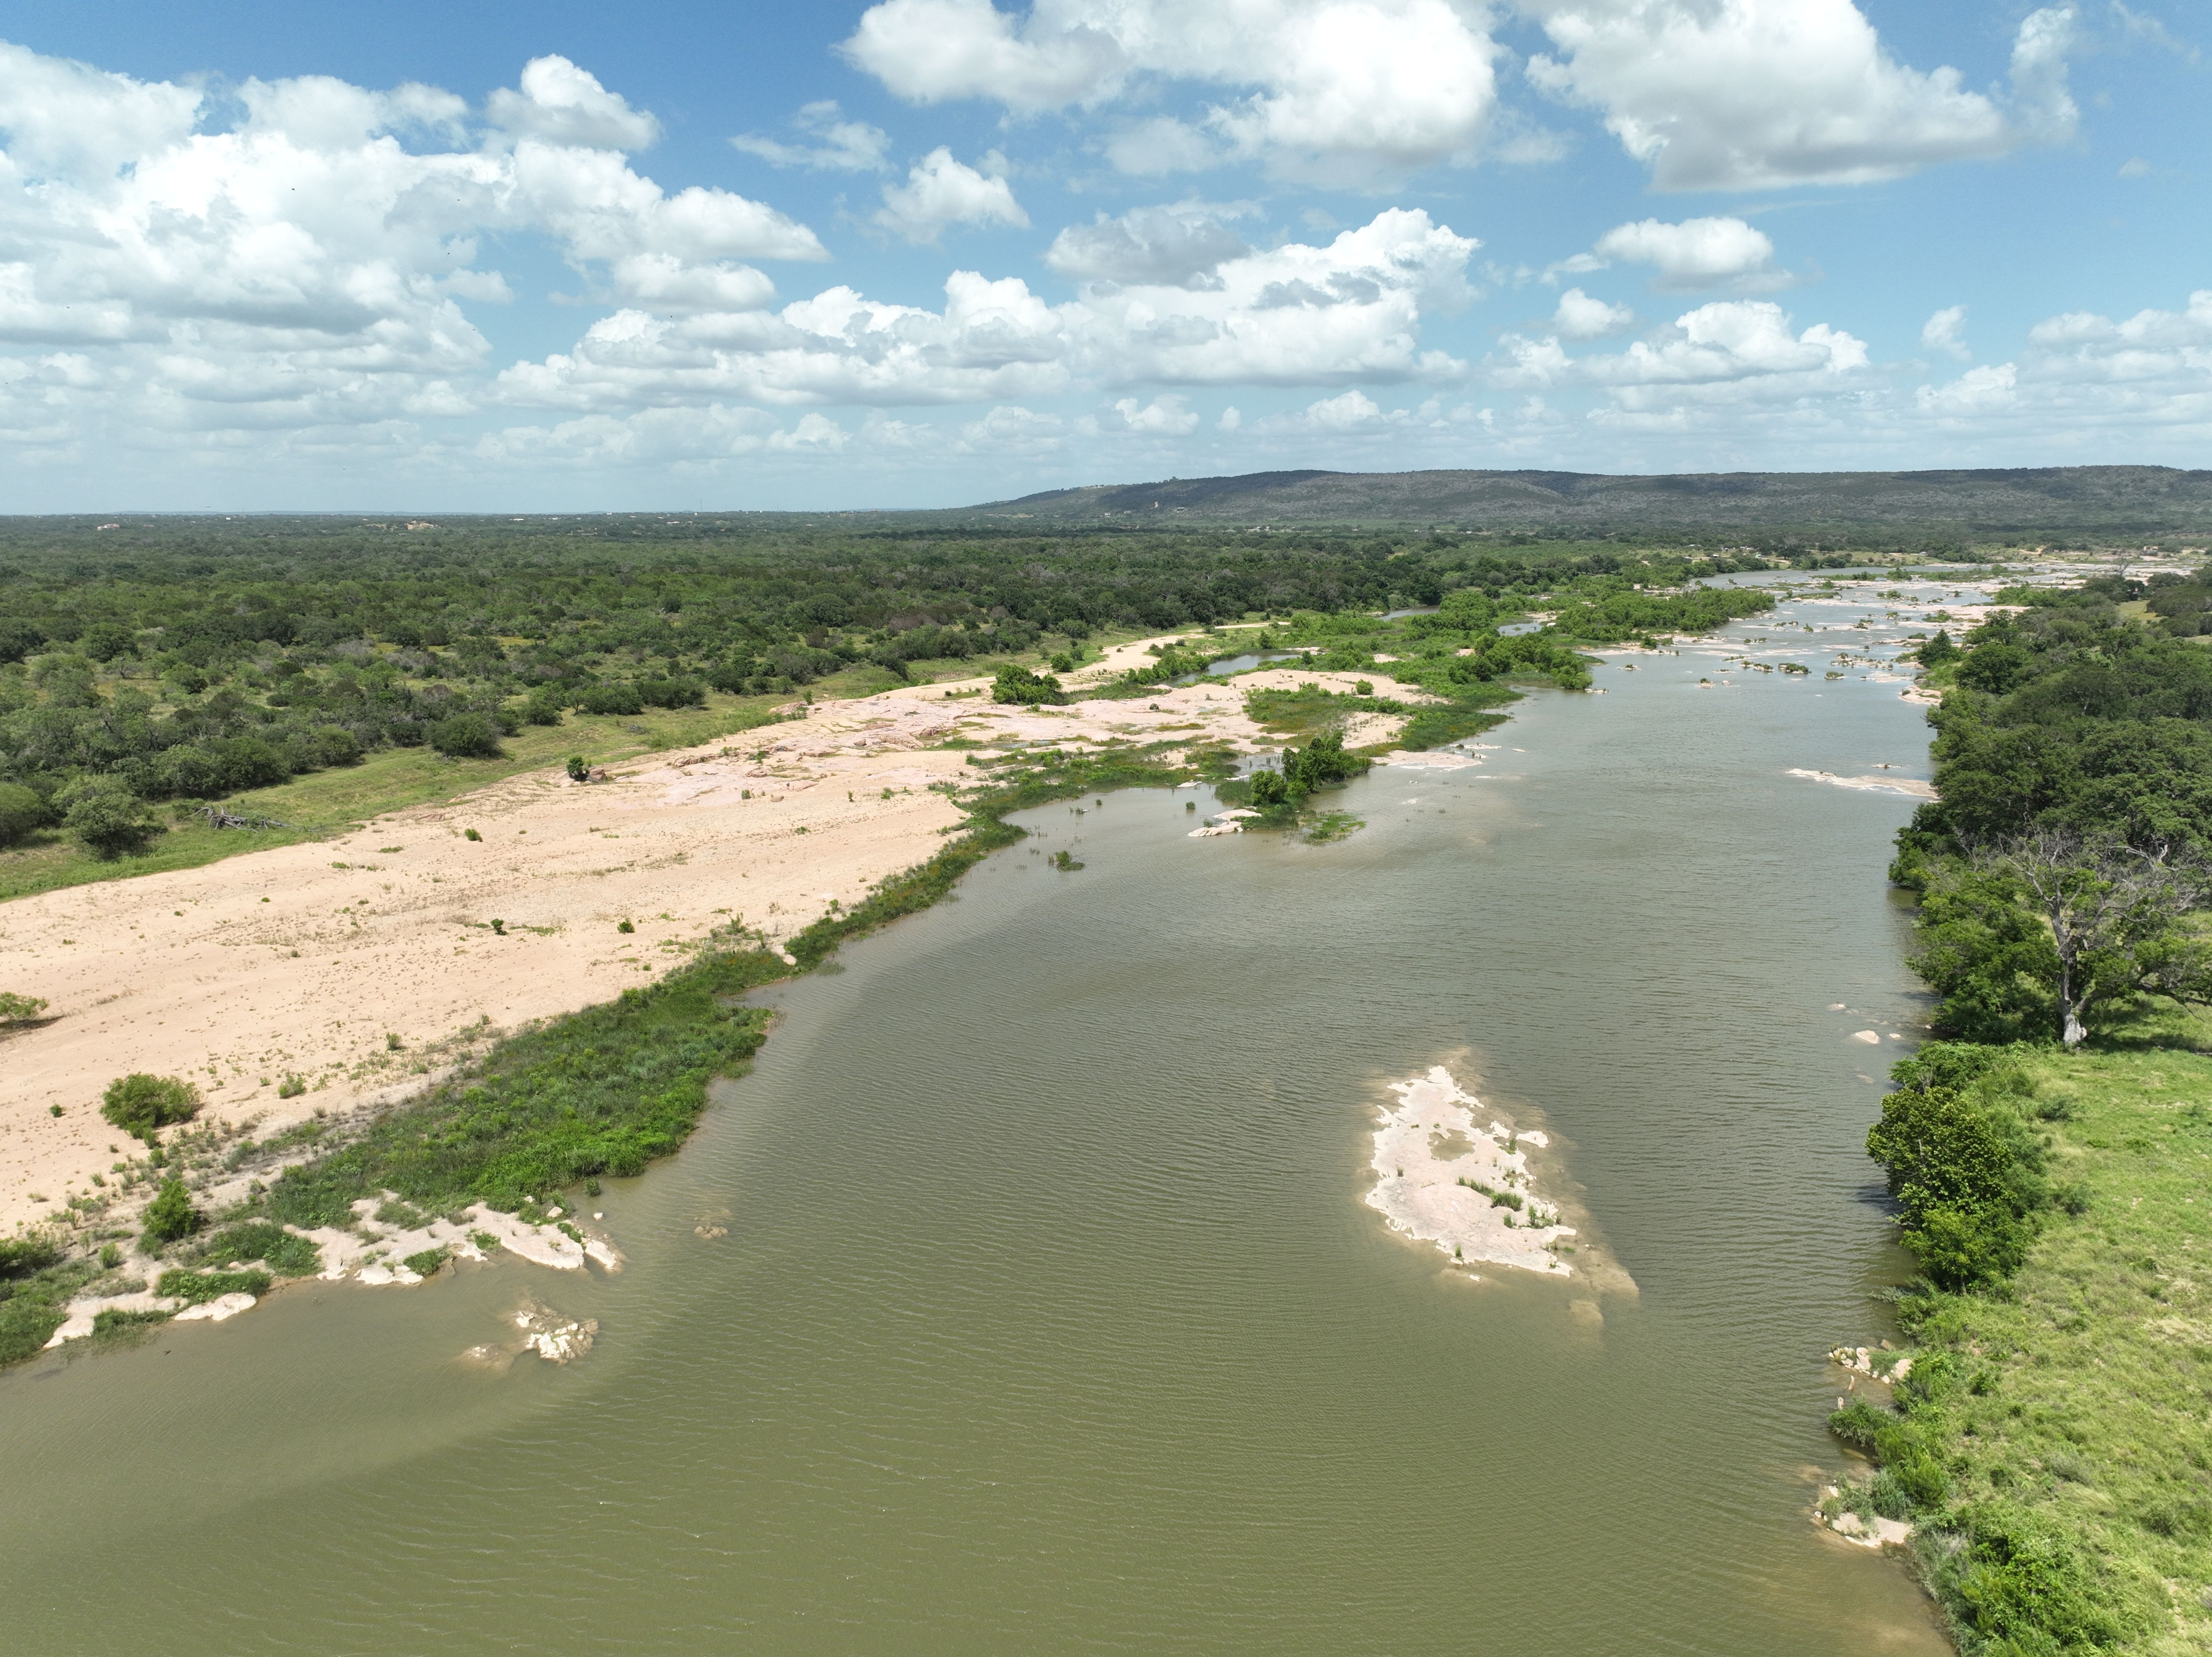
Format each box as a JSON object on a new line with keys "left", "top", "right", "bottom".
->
{"left": 1910, "top": 831, "right": 2212, "bottom": 1046}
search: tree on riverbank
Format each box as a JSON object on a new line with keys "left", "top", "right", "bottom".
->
{"left": 1910, "top": 832, "right": 2212, "bottom": 1045}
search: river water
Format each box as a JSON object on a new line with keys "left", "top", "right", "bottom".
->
{"left": 1, "top": 578, "right": 1969, "bottom": 1654}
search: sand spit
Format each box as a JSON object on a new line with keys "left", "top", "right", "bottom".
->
{"left": 1365, "top": 1066, "right": 1576, "bottom": 1278}
{"left": 1784, "top": 768, "right": 1936, "bottom": 800}
{"left": 1, "top": 638, "right": 1439, "bottom": 1234}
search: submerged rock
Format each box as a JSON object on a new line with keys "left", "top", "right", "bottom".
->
{"left": 512, "top": 1301, "right": 597, "bottom": 1364}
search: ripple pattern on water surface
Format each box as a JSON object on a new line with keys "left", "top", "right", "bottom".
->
{"left": 0, "top": 571, "right": 1978, "bottom": 1657}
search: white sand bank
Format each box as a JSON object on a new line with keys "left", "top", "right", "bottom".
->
{"left": 1364, "top": 1066, "right": 1576, "bottom": 1278}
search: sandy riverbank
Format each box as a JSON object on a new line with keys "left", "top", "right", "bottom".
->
{"left": 1, "top": 645, "right": 1437, "bottom": 1234}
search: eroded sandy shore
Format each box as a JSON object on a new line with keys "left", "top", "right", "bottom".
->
{"left": 2, "top": 643, "right": 1435, "bottom": 1232}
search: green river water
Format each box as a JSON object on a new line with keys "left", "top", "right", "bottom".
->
{"left": 1, "top": 579, "right": 1971, "bottom": 1654}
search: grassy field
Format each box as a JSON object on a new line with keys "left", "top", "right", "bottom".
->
{"left": 0, "top": 690, "right": 793, "bottom": 903}
{"left": 1846, "top": 1024, "right": 2212, "bottom": 1654}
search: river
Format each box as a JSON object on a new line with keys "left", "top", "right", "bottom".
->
{"left": 0, "top": 577, "right": 1967, "bottom": 1654}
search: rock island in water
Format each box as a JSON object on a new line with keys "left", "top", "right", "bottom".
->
{"left": 1366, "top": 1066, "right": 1580, "bottom": 1278}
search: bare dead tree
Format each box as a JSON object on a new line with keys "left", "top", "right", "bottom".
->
{"left": 1971, "top": 830, "right": 2212, "bottom": 1045}
{"left": 195, "top": 806, "right": 292, "bottom": 831}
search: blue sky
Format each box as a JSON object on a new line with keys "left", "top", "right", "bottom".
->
{"left": 0, "top": 0, "right": 2204, "bottom": 509}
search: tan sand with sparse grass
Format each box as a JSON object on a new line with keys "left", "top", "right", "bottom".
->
{"left": 1, "top": 641, "right": 1437, "bottom": 1232}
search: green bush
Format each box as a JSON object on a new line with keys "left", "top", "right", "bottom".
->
{"left": 577, "top": 682, "right": 644, "bottom": 716}
{"left": 198, "top": 1221, "right": 320, "bottom": 1276}
{"left": 264, "top": 945, "right": 784, "bottom": 1226}
{"left": 991, "top": 663, "right": 1067, "bottom": 706}
{"left": 1865, "top": 1061, "right": 2047, "bottom": 1292}
{"left": 90, "top": 1307, "right": 171, "bottom": 1340}
{"left": 100, "top": 1073, "right": 202, "bottom": 1143}
{"left": 0, "top": 1237, "right": 60, "bottom": 1278}
{"left": 0, "top": 1298, "right": 65, "bottom": 1365}
{"left": 155, "top": 1267, "right": 271, "bottom": 1304}
{"left": 1281, "top": 729, "right": 1366, "bottom": 795}
{"left": 429, "top": 713, "right": 502, "bottom": 758}
{"left": 0, "top": 780, "right": 45, "bottom": 847}
{"left": 58, "top": 775, "right": 163, "bottom": 858}
{"left": 403, "top": 1247, "right": 449, "bottom": 1278}
{"left": 565, "top": 754, "right": 589, "bottom": 782}
{"left": 1946, "top": 1504, "right": 2136, "bottom": 1652}
{"left": 0, "top": 991, "right": 49, "bottom": 1024}
{"left": 140, "top": 1177, "right": 201, "bottom": 1247}
{"left": 310, "top": 724, "right": 364, "bottom": 766}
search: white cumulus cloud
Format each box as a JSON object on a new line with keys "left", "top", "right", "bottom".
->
{"left": 730, "top": 101, "right": 892, "bottom": 172}
{"left": 1044, "top": 206, "right": 1251, "bottom": 289}
{"left": 1922, "top": 305, "right": 1970, "bottom": 361}
{"left": 1496, "top": 300, "right": 1868, "bottom": 402}
{"left": 1082, "top": 392, "right": 1201, "bottom": 434}
{"left": 487, "top": 55, "right": 662, "bottom": 151}
{"left": 1552, "top": 288, "right": 1633, "bottom": 338}
{"left": 841, "top": 0, "right": 1499, "bottom": 186}
{"left": 871, "top": 148, "right": 1029, "bottom": 244}
{"left": 494, "top": 207, "right": 1478, "bottom": 410}
{"left": 1588, "top": 217, "right": 1786, "bottom": 292}
{"left": 1520, "top": 0, "right": 2077, "bottom": 190}
{"left": 1917, "top": 363, "right": 2016, "bottom": 417}
{"left": 0, "top": 42, "right": 832, "bottom": 467}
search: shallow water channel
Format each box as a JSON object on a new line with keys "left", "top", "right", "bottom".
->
{"left": 2, "top": 578, "right": 1976, "bottom": 1654}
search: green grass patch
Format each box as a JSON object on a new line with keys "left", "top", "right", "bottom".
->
{"left": 1837, "top": 1038, "right": 2212, "bottom": 1654}
{"left": 403, "top": 1246, "right": 449, "bottom": 1278}
{"left": 192, "top": 1221, "right": 320, "bottom": 1276}
{"left": 1243, "top": 685, "right": 1407, "bottom": 739}
{"left": 88, "top": 1307, "right": 172, "bottom": 1345}
{"left": 1398, "top": 689, "right": 1518, "bottom": 751}
{"left": 155, "top": 1267, "right": 272, "bottom": 1303}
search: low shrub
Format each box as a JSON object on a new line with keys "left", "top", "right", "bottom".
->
{"left": 1940, "top": 1503, "right": 2140, "bottom": 1652}
{"left": 197, "top": 1221, "right": 320, "bottom": 1276}
{"left": 91, "top": 1307, "right": 171, "bottom": 1341}
{"left": 991, "top": 663, "right": 1067, "bottom": 706}
{"left": 577, "top": 682, "right": 644, "bottom": 716}
{"left": 403, "top": 1247, "right": 449, "bottom": 1278}
{"left": 0, "top": 1237, "right": 60, "bottom": 1278}
{"left": 155, "top": 1267, "right": 271, "bottom": 1304}
{"left": 59, "top": 775, "right": 163, "bottom": 858}
{"left": 429, "top": 712, "right": 502, "bottom": 759}
{"left": 139, "top": 1176, "right": 201, "bottom": 1246}
{"left": 0, "top": 780, "right": 46, "bottom": 847}
{"left": 100, "top": 1073, "right": 202, "bottom": 1143}
{"left": 0, "top": 1298, "right": 66, "bottom": 1365}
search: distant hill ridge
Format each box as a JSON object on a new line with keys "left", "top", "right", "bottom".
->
{"left": 969, "top": 465, "right": 2212, "bottom": 538}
